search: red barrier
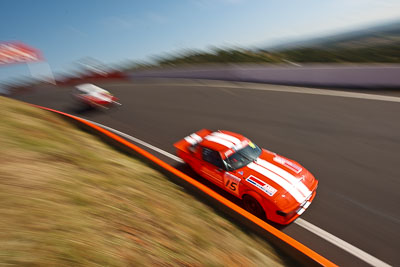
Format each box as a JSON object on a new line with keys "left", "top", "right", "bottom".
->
{"left": 56, "top": 71, "right": 127, "bottom": 86}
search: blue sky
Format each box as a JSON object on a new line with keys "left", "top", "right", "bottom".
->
{"left": 1, "top": 0, "right": 400, "bottom": 83}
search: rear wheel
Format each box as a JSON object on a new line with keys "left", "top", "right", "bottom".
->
{"left": 243, "top": 195, "right": 265, "bottom": 219}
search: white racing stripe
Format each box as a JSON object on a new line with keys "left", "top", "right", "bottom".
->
{"left": 184, "top": 133, "right": 203, "bottom": 145}
{"left": 247, "top": 162, "right": 307, "bottom": 203}
{"left": 297, "top": 208, "right": 306, "bottom": 216}
{"left": 273, "top": 156, "right": 303, "bottom": 174}
{"left": 211, "top": 132, "right": 241, "bottom": 145}
{"left": 81, "top": 117, "right": 391, "bottom": 267}
{"left": 204, "top": 135, "right": 235, "bottom": 148}
{"left": 184, "top": 136, "right": 197, "bottom": 145}
{"left": 190, "top": 133, "right": 202, "bottom": 143}
{"left": 255, "top": 158, "right": 311, "bottom": 198}
{"left": 297, "top": 201, "right": 312, "bottom": 215}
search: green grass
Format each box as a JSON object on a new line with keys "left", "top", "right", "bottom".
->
{"left": 0, "top": 96, "right": 287, "bottom": 266}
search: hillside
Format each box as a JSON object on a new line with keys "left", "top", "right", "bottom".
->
{"left": 129, "top": 20, "right": 400, "bottom": 68}
{"left": 0, "top": 97, "right": 288, "bottom": 266}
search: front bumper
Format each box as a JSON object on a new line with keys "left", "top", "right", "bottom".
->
{"left": 272, "top": 186, "right": 318, "bottom": 225}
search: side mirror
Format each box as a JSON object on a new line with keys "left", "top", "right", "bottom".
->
{"left": 188, "top": 145, "right": 197, "bottom": 154}
{"left": 224, "top": 162, "right": 233, "bottom": 172}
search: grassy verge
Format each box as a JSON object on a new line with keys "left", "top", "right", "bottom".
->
{"left": 0, "top": 96, "right": 287, "bottom": 266}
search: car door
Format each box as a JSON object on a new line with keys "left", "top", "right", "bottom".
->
{"left": 222, "top": 172, "right": 241, "bottom": 197}
{"left": 199, "top": 147, "right": 225, "bottom": 186}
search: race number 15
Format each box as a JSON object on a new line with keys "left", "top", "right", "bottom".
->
{"left": 224, "top": 173, "right": 240, "bottom": 195}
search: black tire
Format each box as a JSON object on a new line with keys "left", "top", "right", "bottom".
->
{"left": 243, "top": 195, "right": 265, "bottom": 219}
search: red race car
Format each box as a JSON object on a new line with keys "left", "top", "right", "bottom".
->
{"left": 174, "top": 129, "right": 318, "bottom": 225}
{"left": 72, "top": 83, "right": 121, "bottom": 109}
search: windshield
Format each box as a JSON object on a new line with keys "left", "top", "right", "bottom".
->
{"left": 224, "top": 142, "right": 262, "bottom": 171}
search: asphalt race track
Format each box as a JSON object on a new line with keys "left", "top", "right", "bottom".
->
{"left": 11, "top": 79, "right": 400, "bottom": 266}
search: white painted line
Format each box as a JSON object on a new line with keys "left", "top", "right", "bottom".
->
{"left": 244, "top": 85, "right": 400, "bottom": 103}
{"left": 113, "top": 80, "right": 400, "bottom": 103}
{"left": 84, "top": 119, "right": 184, "bottom": 163}
{"left": 81, "top": 117, "right": 391, "bottom": 267}
{"left": 295, "top": 218, "right": 391, "bottom": 267}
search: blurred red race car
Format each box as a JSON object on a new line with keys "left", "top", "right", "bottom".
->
{"left": 174, "top": 129, "right": 318, "bottom": 225}
{"left": 73, "top": 83, "right": 121, "bottom": 109}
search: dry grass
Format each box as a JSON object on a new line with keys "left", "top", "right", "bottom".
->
{"left": 0, "top": 96, "right": 286, "bottom": 266}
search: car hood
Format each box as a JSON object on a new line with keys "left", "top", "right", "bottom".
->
{"left": 236, "top": 149, "right": 317, "bottom": 205}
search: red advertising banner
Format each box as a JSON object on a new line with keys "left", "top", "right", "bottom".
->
{"left": 0, "top": 42, "right": 42, "bottom": 65}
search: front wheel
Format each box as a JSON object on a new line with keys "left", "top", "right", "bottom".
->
{"left": 243, "top": 195, "right": 265, "bottom": 219}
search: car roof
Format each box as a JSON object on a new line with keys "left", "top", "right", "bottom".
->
{"left": 200, "top": 130, "right": 251, "bottom": 158}
{"left": 75, "top": 83, "right": 108, "bottom": 94}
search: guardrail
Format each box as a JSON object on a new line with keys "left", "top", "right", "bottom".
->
{"left": 128, "top": 64, "right": 400, "bottom": 88}
{"left": 32, "top": 104, "right": 337, "bottom": 267}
